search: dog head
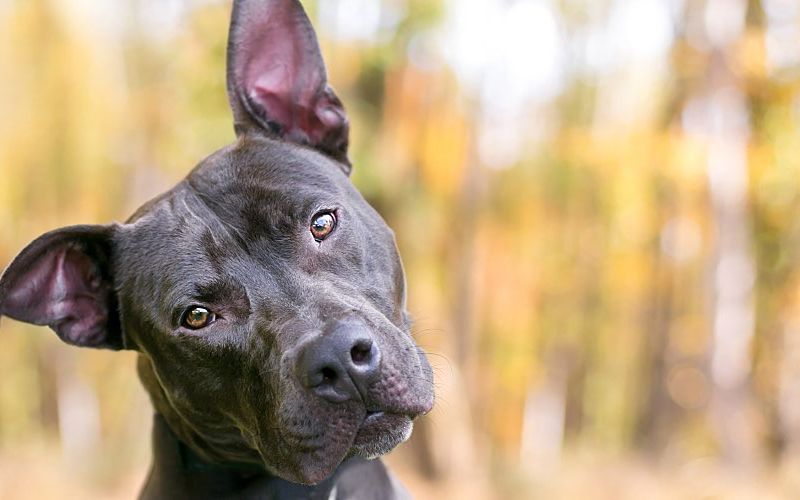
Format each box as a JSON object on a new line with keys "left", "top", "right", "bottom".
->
{"left": 0, "top": 0, "right": 433, "bottom": 485}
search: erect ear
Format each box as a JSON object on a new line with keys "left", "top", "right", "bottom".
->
{"left": 0, "top": 225, "right": 124, "bottom": 350}
{"left": 226, "top": 0, "right": 351, "bottom": 170}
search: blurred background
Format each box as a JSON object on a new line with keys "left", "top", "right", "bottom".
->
{"left": 1, "top": 0, "right": 800, "bottom": 498}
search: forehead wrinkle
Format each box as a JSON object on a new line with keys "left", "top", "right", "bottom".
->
{"left": 183, "top": 181, "right": 250, "bottom": 252}
{"left": 186, "top": 178, "right": 317, "bottom": 259}
{"left": 180, "top": 197, "right": 222, "bottom": 248}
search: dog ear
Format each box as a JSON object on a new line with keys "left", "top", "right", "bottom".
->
{"left": 0, "top": 225, "right": 124, "bottom": 350}
{"left": 226, "top": 0, "right": 350, "bottom": 170}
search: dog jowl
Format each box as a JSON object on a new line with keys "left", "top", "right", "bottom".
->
{"left": 0, "top": 0, "right": 434, "bottom": 496}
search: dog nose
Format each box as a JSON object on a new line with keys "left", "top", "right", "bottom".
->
{"left": 296, "top": 323, "right": 381, "bottom": 404}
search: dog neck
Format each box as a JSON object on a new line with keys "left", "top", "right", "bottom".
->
{"left": 141, "top": 413, "right": 341, "bottom": 499}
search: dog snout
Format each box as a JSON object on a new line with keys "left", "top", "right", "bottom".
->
{"left": 295, "top": 322, "right": 381, "bottom": 404}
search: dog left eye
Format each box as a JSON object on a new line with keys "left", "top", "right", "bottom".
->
{"left": 310, "top": 211, "right": 337, "bottom": 241}
{"left": 181, "top": 306, "right": 216, "bottom": 329}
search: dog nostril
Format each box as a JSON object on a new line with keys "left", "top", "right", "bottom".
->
{"left": 350, "top": 339, "right": 373, "bottom": 365}
{"left": 320, "top": 366, "right": 337, "bottom": 383}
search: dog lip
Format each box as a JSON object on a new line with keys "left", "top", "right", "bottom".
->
{"left": 363, "top": 409, "right": 408, "bottom": 420}
{"left": 364, "top": 402, "right": 430, "bottom": 422}
{"left": 364, "top": 410, "right": 386, "bottom": 423}
{"left": 361, "top": 410, "right": 410, "bottom": 428}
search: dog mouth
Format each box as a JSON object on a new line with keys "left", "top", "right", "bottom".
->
{"left": 350, "top": 410, "right": 414, "bottom": 459}
{"left": 270, "top": 409, "right": 414, "bottom": 484}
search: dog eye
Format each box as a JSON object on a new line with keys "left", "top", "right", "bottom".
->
{"left": 181, "top": 306, "right": 216, "bottom": 329}
{"left": 310, "top": 211, "right": 337, "bottom": 241}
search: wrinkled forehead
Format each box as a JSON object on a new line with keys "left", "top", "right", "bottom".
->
{"left": 185, "top": 138, "right": 357, "bottom": 244}
{"left": 121, "top": 134, "right": 385, "bottom": 273}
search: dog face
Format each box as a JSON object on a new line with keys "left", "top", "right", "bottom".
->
{"left": 0, "top": 0, "right": 433, "bottom": 486}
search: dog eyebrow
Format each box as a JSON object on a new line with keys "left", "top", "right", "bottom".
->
{"left": 197, "top": 279, "right": 250, "bottom": 314}
{"left": 165, "top": 279, "right": 251, "bottom": 325}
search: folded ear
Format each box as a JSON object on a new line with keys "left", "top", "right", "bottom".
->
{"left": 226, "top": 0, "right": 351, "bottom": 170}
{"left": 0, "top": 225, "right": 124, "bottom": 350}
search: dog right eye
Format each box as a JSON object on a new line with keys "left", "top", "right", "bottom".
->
{"left": 310, "top": 211, "right": 337, "bottom": 241}
{"left": 181, "top": 306, "right": 216, "bottom": 330}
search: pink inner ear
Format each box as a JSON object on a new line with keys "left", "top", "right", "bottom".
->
{"left": 242, "top": 11, "right": 331, "bottom": 141}
{"left": 3, "top": 246, "right": 110, "bottom": 347}
{"left": 229, "top": 0, "right": 349, "bottom": 163}
{"left": 248, "top": 33, "right": 298, "bottom": 131}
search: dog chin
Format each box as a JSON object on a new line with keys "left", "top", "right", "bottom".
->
{"left": 291, "top": 460, "right": 344, "bottom": 486}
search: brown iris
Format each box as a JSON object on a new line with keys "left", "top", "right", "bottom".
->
{"left": 182, "top": 306, "right": 215, "bottom": 329}
{"left": 310, "top": 211, "right": 337, "bottom": 241}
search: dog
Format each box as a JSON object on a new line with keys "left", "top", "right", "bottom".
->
{"left": 0, "top": 0, "right": 434, "bottom": 498}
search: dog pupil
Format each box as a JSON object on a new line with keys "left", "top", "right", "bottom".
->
{"left": 312, "top": 214, "right": 334, "bottom": 237}
{"left": 189, "top": 308, "right": 208, "bottom": 326}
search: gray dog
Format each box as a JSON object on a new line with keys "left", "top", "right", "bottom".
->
{"left": 0, "top": 0, "right": 434, "bottom": 498}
